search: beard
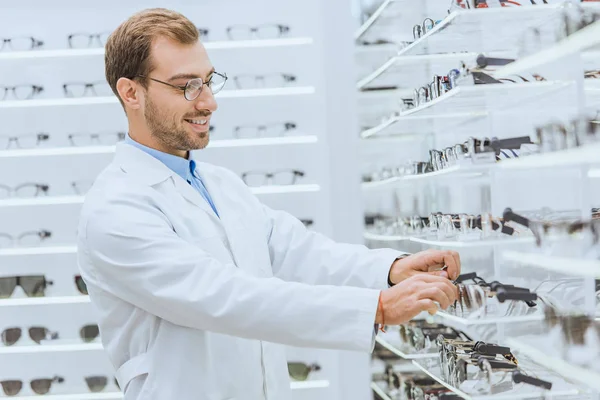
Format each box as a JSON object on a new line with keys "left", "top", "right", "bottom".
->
{"left": 144, "top": 95, "right": 210, "bottom": 154}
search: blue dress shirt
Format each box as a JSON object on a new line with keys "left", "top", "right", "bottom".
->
{"left": 124, "top": 134, "right": 219, "bottom": 217}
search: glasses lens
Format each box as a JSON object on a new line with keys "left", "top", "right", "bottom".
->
{"left": 99, "top": 32, "right": 111, "bottom": 46}
{"left": 14, "top": 183, "right": 44, "bottom": 198}
{"left": 13, "top": 85, "right": 37, "bottom": 100}
{"left": 0, "top": 277, "right": 17, "bottom": 298}
{"left": 80, "top": 325, "right": 100, "bottom": 342}
{"left": 95, "top": 132, "right": 124, "bottom": 145}
{"left": 233, "top": 126, "right": 258, "bottom": 139}
{"left": 209, "top": 73, "right": 227, "bottom": 94}
{"left": 1, "top": 380, "right": 22, "bottom": 396}
{"left": 30, "top": 379, "right": 52, "bottom": 395}
{"left": 75, "top": 276, "right": 88, "bottom": 295}
{"left": 234, "top": 75, "right": 258, "bottom": 90}
{"left": 287, "top": 363, "right": 309, "bottom": 381}
{"left": 29, "top": 327, "right": 52, "bottom": 344}
{"left": 85, "top": 376, "right": 108, "bottom": 392}
{"left": 91, "top": 82, "right": 113, "bottom": 97}
{"left": 256, "top": 25, "right": 286, "bottom": 39}
{"left": 2, "top": 328, "right": 21, "bottom": 346}
{"left": 8, "top": 37, "right": 34, "bottom": 51}
{"left": 16, "top": 134, "right": 42, "bottom": 149}
{"left": 19, "top": 275, "right": 48, "bottom": 297}
{"left": 68, "top": 34, "right": 92, "bottom": 48}
{"left": 184, "top": 78, "right": 203, "bottom": 101}
{"left": 272, "top": 171, "right": 298, "bottom": 185}
{"left": 64, "top": 83, "right": 88, "bottom": 98}
{"left": 72, "top": 180, "right": 93, "bottom": 195}
{"left": 18, "top": 232, "right": 45, "bottom": 247}
{"left": 242, "top": 172, "right": 266, "bottom": 187}
{"left": 226, "top": 25, "right": 250, "bottom": 40}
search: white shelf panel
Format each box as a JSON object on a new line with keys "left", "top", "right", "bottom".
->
{"left": 0, "top": 245, "right": 76, "bottom": 257}
{"left": 0, "top": 296, "right": 90, "bottom": 307}
{"left": 250, "top": 184, "right": 320, "bottom": 195}
{"left": 436, "top": 310, "right": 543, "bottom": 326}
{"left": 8, "top": 379, "right": 328, "bottom": 400}
{"left": 398, "top": 5, "right": 562, "bottom": 56}
{"left": 502, "top": 250, "right": 600, "bottom": 278}
{"left": 0, "top": 37, "right": 314, "bottom": 60}
{"left": 363, "top": 232, "right": 410, "bottom": 242}
{"left": 496, "top": 19, "right": 600, "bottom": 77}
{"left": 0, "top": 342, "right": 102, "bottom": 354}
{"left": 410, "top": 236, "right": 534, "bottom": 249}
{"left": 209, "top": 135, "right": 318, "bottom": 148}
{"left": 412, "top": 358, "right": 583, "bottom": 400}
{"left": 375, "top": 335, "right": 436, "bottom": 360}
{"left": 355, "top": 0, "right": 416, "bottom": 44}
{"left": 585, "top": 79, "right": 600, "bottom": 108}
{"left": 361, "top": 164, "right": 493, "bottom": 190}
{"left": 370, "top": 381, "right": 392, "bottom": 400}
{"left": 0, "top": 87, "right": 316, "bottom": 109}
{"left": 357, "top": 53, "right": 478, "bottom": 91}
{"left": 507, "top": 338, "right": 600, "bottom": 392}
{"left": 497, "top": 142, "right": 600, "bottom": 170}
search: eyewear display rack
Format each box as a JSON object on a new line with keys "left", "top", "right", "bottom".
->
{"left": 355, "top": 1, "right": 600, "bottom": 399}
{"left": 0, "top": 0, "right": 366, "bottom": 399}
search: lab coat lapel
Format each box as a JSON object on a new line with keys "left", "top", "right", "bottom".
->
{"left": 171, "top": 174, "right": 221, "bottom": 224}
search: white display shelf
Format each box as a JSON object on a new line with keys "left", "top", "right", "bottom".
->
{"left": 496, "top": 19, "right": 600, "bottom": 77}
{"left": 0, "top": 296, "right": 90, "bottom": 307}
{"left": 361, "top": 163, "right": 494, "bottom": 190}
{"left": 0, "top": 245, "right": 77, "bottom": 257}
{"left": 411, "top": 358, "right": 583, "bottom": 400}
{"left": 397, "top": 5, "right": 563, "bottom": 56}
{"left": 497, "top": 142, "right": 600, "bottom": 170}
{"left": 436, "top": 310, "right": 544, "bottom": 326}
{"left": 0, "top": 342, "right": 102, "bottom": 354}
{"left": 363, "top": 231, "right": 410, "bottom": 242}
{"left": 585, "top": 79, "right": 600, "bottom": 108}
{"left": 502, "top": 250, "right": 600, "bottom": 278}
{"left": 356, "top": 53, "right": 478, "bottom": 91}
{"left": 9, "top": 379, "right": 329, "bottom": 400}
{"left": 250, "top": 184, "right": 320, "bottom": 195}
{"left": 409, "top": 236, "right": 534, "bottom": 249}
{"left": 0, "top": 136, "right": 318, "bottom": 159}
{"left": 370, "top": 381, "right": 392, "bottom": 400}
{"left": 0, "top": 37, "right": 315, "bottom": 60}
{"left": 0, "top": 87, "right": 316, "bottom": 109}
{"left": 506, "top": 338, "right": 600, "bottom": 392}
{"left": 375, "top": 335, "right": 436, "bottom": 360}
{"left": 354, "top": 0, "right": 419, "bottom": 44}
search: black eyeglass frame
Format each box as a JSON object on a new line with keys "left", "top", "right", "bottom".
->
{"left": 135, "top": 72, "right": 228, "bottom": 101}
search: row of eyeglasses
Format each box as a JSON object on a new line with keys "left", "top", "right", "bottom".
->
{"left": 362, "top": 135, "right": 533, "bottom": 184}
{"left": 0, "top": 25, "right": 293, "bottom": 52}
{"left": 0, "top": 123, "right": 299, "bottom": 150}
{"left": 0, "top": 274, "right": 87, "bottom": 298}
{"left": 0, "top": 73, "right": 298, "bottom": 101}
{"left": 372, "top": 364, "right": 459, "bottom": 400}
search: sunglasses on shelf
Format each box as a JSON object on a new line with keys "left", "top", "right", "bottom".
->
{"left": 0, "top": 275, "right": 53, "bottom": 298}
{"left": 287, "top": 362, "right": 320, "bottom": 381}
{"left": 75, "top": 275, "right": 88, "bottom": 295}
{"left": 84, "top": 376, "right": 120, "bottom": 392}
{"left": 1, "top": 327, "right": 59, "bottom": 346}
{"left": 1, "top": 376, "right": 64, "bottom": 396}
{"left": 80, "top": 324, "right": 100, "bottom": 342}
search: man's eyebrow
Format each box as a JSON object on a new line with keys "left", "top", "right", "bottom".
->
{"left": 168, "top": 68, "right": 216, "bottom": 82}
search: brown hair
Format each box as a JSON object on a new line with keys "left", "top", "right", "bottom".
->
{"left": 105, "top": 8, "right": 199, "bottom": 108}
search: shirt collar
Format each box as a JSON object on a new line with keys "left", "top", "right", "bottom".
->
{"left": 125, "top": 133, "right": 195, "bottom": 182}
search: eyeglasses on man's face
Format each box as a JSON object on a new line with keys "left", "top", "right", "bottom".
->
{"left": 137, "top": 71, "right": 228, "bottom": 101}
{"left": 0, "top": 36, "right": 44, "bottom": 52}
{"left": 0, "top": 133, "right": 49, "bottom": 150}
{"left": 226, "top": 24, "right": 290, "bottom": 40}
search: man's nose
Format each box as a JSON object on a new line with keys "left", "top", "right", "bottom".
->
{"left": 195, "top": 87, "right": 218, "bottom": 113}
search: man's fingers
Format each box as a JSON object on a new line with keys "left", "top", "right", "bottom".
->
{"left": 435, "top": 280, "right": 458, "bottom": 304}
{"left": 441, "top": 251, "right": 460, "bottom": 281}
{"left": 450, "top": 251, "right": 461, "bottom": 280}
{"left": 418, "top": 286, "right": 452, "bottom": 310}
{"left": 417, "top": 299, "right": 438, "bottom": 315}
{"left": 429, "top": 270, "right": 449, "bottom": 279}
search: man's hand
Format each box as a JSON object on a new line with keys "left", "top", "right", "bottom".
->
{"left": 375, "top": 275, "right": 458, "bottom": 324}
{"left": 389, "top": 249, "right": 461, "bottom": 285}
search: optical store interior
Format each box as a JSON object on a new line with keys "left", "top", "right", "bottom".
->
{"left": 2, "top": 0, "right": 600, "bottom": 399}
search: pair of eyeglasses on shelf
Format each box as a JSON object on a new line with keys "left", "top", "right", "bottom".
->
{"left": 412, "top": 18, "right": 439, "bottom": 39}
{"left": 233, "top": 122, "right": 297, "bottom": 139}
{"left": 534, "top": 116, "right": 599, "bottom": 154}
{"left": 398, "top": 321, "right": 471, "bottom": 353}
{"left": 226, "top": 24, "right": 290, "bottom": 41}
{"left": 0, "top": 275, "right": 53, "bottom": 298}
{"left": 424, "top": 212, "right": 520, "bottom": 240}
{"left": 63, "top": 81, "right": 112, "bottom": 98}
{"left": 84, "top": 376, "right": 120, "bottom": 393}
{"left": 450, "top": 0, "right": 545, "bottom": 9}
{"left": 287, "top": 362, "right": 320, "bottom": 381}
{"left": 585, "top": 69, "right": 600, "bottom": 79}
{"left": 0, "top": 133, "right": 49, "bottom": 150}
{"left": 364, "top": 215, "right": 427, "bottom": 237}
{"left": 1, "top": 326, "right": 58, "bottom": 346}
{"left": 232, "top": 73, "right": 296, "bottom": 90}
{"left": 0, "top": 85, "right": 43, "bottom": 101}
{"left": 0, "top": 376, "right": 64, "bottom": 396}
{"left": 372, "top": 366, "right": 457, "bottom": 400}
{"left": 68, "top": 32, "right": 111, "bottom": 48}
{"left": 503, "top": 207, "right": 600, "bottom": 247}
{"left": 0, "top": 36, "right": 44, "bottom": 51}
{"left": 0, "top": 183, "right": 49, "bottom": 199}
{"left": 0, "top": 229, "right": 52, "bottom": 249}
{"left": 68, "top": 132, "right": 125, "bottom": 147}
{"left": 241, "top": 170, "right": 304, "bottom": 187}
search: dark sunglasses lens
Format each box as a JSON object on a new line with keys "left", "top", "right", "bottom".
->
{"left": 28, "top": 327, "right": 49, "bottom": 344}
{"left": 1, "top": 328, "right": 21, "bottom": 346}
{"left": 1, "top": 380, "right": 22, "bottom": 396}
{"left": 18, "top": 275, "right": 47, "bottom": 297}
{"left": 85, "top": 376, "right": 108, "bottom": 392}
{"left": 30, "top": 379, "right": 52, "bottom": 395}
{"left": 287, "top": 363, "right": 309, "bottom": 381}
{"left": 115, "top": 377, "right": 120, "bottom": 390}
{"left": 0, "top": 277, "right": 17, "bottom": 298}
{"left": 75, "top": 276, "right": 88, "bottom": 295}
{"left": 80, "top": 325, "right": 99, "bottom": 342}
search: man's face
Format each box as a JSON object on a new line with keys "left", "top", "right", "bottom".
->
{"left": 142, "top": 37, "right": 218, "bottom": 154}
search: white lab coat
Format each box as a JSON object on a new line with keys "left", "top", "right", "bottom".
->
{"left": 77, "top": 143, "right": 402, "bottom": 400}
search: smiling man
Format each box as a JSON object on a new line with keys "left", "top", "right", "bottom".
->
{"left": 77, "top": 8, "right": 460, "bottom": 400}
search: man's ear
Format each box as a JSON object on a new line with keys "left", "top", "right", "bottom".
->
{"left": 116, "top": 77, "right": 143, "bottom": 110}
